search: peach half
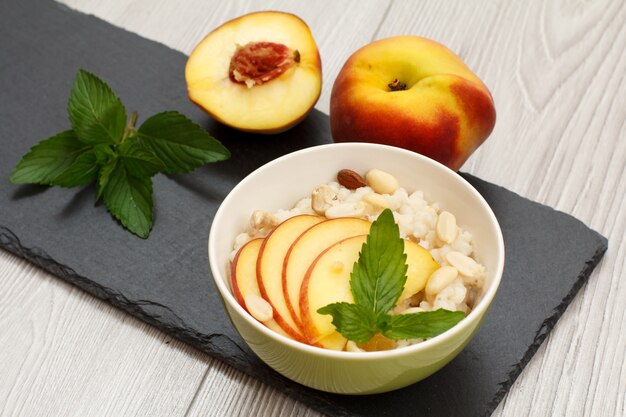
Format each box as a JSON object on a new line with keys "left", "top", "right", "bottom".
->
{"left": 185, "top": 11, "right": 322, "bottom": 134}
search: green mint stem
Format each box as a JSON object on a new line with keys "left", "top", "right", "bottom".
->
{"left": 122, "top": 110, "right": 138, "bottom": 142}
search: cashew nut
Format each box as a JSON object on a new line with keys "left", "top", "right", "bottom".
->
{"left": 249, "top": 210, "right": 280, "bottom": 235}
{"left": 311, "top": 184, "right": 338, "bottom": 215}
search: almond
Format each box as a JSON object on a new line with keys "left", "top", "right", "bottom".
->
{"left": 337, "top": 169, "right": 367, "bottom": 190}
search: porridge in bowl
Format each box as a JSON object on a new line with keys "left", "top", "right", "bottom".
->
{"left": 229, "top": 167, "right": 486, "bottom": 352}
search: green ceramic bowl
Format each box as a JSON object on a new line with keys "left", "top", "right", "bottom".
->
{"left": 208, "top": 143, "right": 504, "bottom": 394}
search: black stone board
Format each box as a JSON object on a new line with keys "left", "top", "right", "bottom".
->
{"left": 0, "top": 1, "right": 608, "bottom": 416}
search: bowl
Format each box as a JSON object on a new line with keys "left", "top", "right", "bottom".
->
{"left": 208, "top": 142, "right": 504, "bottom": 394}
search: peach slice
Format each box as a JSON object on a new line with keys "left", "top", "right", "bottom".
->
{"left": 300, "top": 235, "right": 364, "bottom": 350}
{"left": 283, "top": 218, "right": 371, "bottom": 327}
{"left": 300, "top": 235, "right": 439, "bottom": 350}
{"left": 230, "top": 238, "right": 290, "bottom": 338}
{"left": 185, "top": 11, "right": 322, "bottom": 133}
{"left": 257, "top": 215, "right": 324, "bottom": 341}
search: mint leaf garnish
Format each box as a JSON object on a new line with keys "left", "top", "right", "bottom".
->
{"left": 383, "top": 309, "right": 465, "bottom": 340}
{"left": 102, "top": 162, "right": 153, "bottom": 238}
{"left": 318, "top": 208, "right": 465, "bottom": 345}
{"left": 10, "top": 69, "right": 230, "bottom": 238}
{"left": 68, "top": 70, "right": 127, "bottom": 145}
{"left": 137, "top": 111, "right": 230, "bottom": 173}
{"left": 317, "top": 303, "right": 378, "bottom": 344}
{"left": 9, "top": 130, "right": 89, "bottom": 185}
{"left": 351, "top": 209, "right": 408, "bottom": 316}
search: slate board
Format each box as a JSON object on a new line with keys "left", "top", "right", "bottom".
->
{"left": 0, "top": 1, "right": 608, "bottom": 416}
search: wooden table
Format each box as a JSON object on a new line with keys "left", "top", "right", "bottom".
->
{"left": 1, "top": 1, "right": 624, "bottom": 416}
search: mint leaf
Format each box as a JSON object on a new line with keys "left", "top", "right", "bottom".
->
{"left": 382, "top": 309, "right": 466, "bottom": 340}
{"left": 52, "top": 149, "right": 100, "bottom": 187}
{"left": 96, "top": 157, "right": 118, "bottom": 202}
{"left": 351, "top": 209, "right": 408, "bottom": 316}
{"left": 102, "top": 161, "right": 153, "bottom": 238}
{"left": 137, "top": 111, "right": 230, "bottom": 173}
{"left": 118, "top": 138, "right": 165, "bottom": 178}
{"left": 9, "top": 130, "right": 90, "bottom": 185}
{"left": 317, "top": 303, "right": 378, "bottom": 344}
{"left": 68, "top": 69, "right": 126, "bottom": 145}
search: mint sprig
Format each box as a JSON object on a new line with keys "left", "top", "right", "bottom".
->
{"left": 10, "top": 69, "right": 230, "bottom": 238}
{"left": 318, "top": 209, "right": 465, "bottom": 345}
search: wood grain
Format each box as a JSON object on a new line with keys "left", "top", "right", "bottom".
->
{"left": 1, "top": 0, "right": 624, "bottom": 416}
{"left": 0, "top": 253, "right": 209, "bottom": 417}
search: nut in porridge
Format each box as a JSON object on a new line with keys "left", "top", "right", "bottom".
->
{"left": 249, "top": 210, "right": 280, "bottom": 235}
{"left": 245, "top": 294, "right": 274, "bottom": 323}
{"left": 325, "top": 201, "right": 367, "bottom": 219}
{"left": 436, "top": 211, "right": 459, "bottom": 244}
{"left": 337, "top": 169, "right": 367, "bottom": 190}
{"left": 425, "top": 266, "right": 459, "bottom": 301}
{"left": 311, "top": 184, "right": 338, "bottom": 215}
{"left": 445, "top": 251, "right": 485, "bottom": 280}
{"left": 365, "top": 168, "right": 399, "bottom": 194}
{"left": 363, "top": 193, "right": 389, "bottom": 211}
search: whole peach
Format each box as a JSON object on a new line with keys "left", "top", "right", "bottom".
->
{"left": 330, "top": 36, "right": 496, "bottom": 171}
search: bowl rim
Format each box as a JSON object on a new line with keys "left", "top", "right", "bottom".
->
{"left": 208, "top": 142, "right": 505, "bottom": 361}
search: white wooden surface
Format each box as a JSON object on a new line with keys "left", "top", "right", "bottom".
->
{"left": 1, "top": 0, "right": 625, "bottom": 416}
